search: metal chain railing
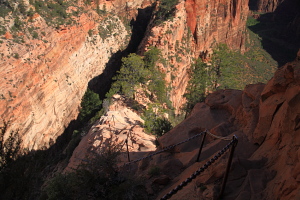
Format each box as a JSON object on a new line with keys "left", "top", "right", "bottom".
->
{"left": 123, "top": 131, "right": 207, "bottom": 166}
{"left": 206, "top": 130, "right": 232, "bottom": 141}
{"left": 160, "top": 136, "right": 238, "bottom": 200}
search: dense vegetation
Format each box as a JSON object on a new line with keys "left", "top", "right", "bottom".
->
{"left": 247, "top": 14, "right": 299, "bottom": 65}
{"left": 0, "top": 121, "right": 22, "bottom": 172}
{"left": 42, "top": 142, "right": 147, "bottom": 200}
{"left": 184, "top": 42, "right": 276, "bottom": 114}
{"left": 107, "top": 47, "right": 173, "bottom": 137}
{"left": 0, "top": 0, "right": 283, "bottom": 198}
{"left": 78, "top": 88, "right": 102, "bottom": 124}
{"left": 154, "top": 0, "right": 179, "bottom": 25}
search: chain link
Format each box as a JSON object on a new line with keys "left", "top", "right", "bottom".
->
{"left": 160, "top": 137, "right": 238, "bottom": 200}
{"left": 123, "top": 131, "right": 207, "bottom": 166}
{"left": 206, "top": 130, "right": 232, "bottom": 141}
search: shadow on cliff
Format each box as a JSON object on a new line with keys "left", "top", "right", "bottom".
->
{"left": 248, "top": 0, "right": 300, "bottom": 66}
{"left": 0, "top": 5, "right": 156, "bottom": 200}
{"left": 88, "top": 5, "right": 154, "bottom": 99}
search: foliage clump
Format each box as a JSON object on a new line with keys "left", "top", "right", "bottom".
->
{"left": 183, "top": 59, "right": 213, "bottom": 114}
{"left": 183, "top": 43, "right": 276, "bottom": 114}
{"left": 0, "top": 121, "right": 22, "bottom": 172}
{"left": 107, "top": 47, "right": 170, "bottom": 105}
{"left": 106, "top": 47, "right": 173, "bottom": 136}
{"left": 143, "top": 105, "right": 172, "bottom": 137}
{"left": 154, "top": 0, "right": 179, "bottom": 25}
{"left": 78, "top": 88, "right": 102, "bottom": 124}
{"left": 43, "top": 141, "right": 147, "bottom": 200}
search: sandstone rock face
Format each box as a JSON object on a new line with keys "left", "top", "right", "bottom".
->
{"left": 132, "top": 50, "right": 300, "bottom": 199}
{"left": 249, "top": 0, "right": 285, "bottom": 12}
{"left": 139, "top": 0, "right": 249, "bottom": 111}
{"left": 66, "top": 95, "right": 156, "bottom": 171}
{"left": 0, "top": 0, "right": 152, "bottom": 150}
{"left": 189, "top": 0, "right": 249, "bottom": 55}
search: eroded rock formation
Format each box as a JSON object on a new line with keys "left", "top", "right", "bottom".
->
{"left": 127, "top": 50, "right": 300, "bottom": 199}
{"left": 0, "top": 0, "right": 153, "bottom": 150}
{"left": 66, "top": 94, "right": 156, "bottom": 171}
{"left": 139, "top": 0, "right": 249, "bottom": 111}
{"left": 0, "top": 0, "right": 251, "bottom": 149}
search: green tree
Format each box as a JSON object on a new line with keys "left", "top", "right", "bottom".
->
{"left": 183, "top": 59, "right": 213, "bottom": 114}
{"left": 143, "top": 47, "right": 170, "bottom": 105}
{"left": 144, "top": 46, "right": 161, "bottom": 69}
{"left": 143, "top": 105, "right": 172, "bottom": 137}
{"left": 43, "top": 140, "right": 147, "bottom": 200}
{"left": 78, "top": 88, "right": 102, "bottom": 123}
{"left": 110, "top": 53, "right": 147, "bottom": 98}
{"left": 0, "top": 121, "right": 22, "bottom": 172}
{"left": 211, "top": 44, "right": 247, "bottom": 89}
{"left": 155, "top": 0, "right": 179, "bottom": 25}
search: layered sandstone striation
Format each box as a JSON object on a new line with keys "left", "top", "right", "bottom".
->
{"left": 0, "top": 0, "right": 153, "bottom": 150}
{"left": 139, "top": 0, "right": 249, "bottom": 111}
{"left": 122, "top": 50, "right": 300, "bottom": 199}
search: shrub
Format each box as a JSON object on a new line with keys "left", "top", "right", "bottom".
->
{"left": 183, "top": 59, "right": 212, "bottom": 114}
{"left": 109, "top": 53, "right": 148, "bottom": 98}
{"left": 32, "top": 31, "right": 38, "bottom": 39}
{"left": 154, "top": 0, "right": 179, "bottom": 25}
{"left": 0, "top": 121, "right": 22, "bottom": 172}
{"left": 78, "top": 88, "right": 102, "bottom": 123}
{"left": 13, "top": 17, "right": 23, "bottom": 30}
{"left": 88, "top": 29, "right": 93, "bottom": 37}
{"left": 148, "top": 166, "right": 160, "bottom": 176}
{"left": 13, "top": 53, "right": 20, "bottom": 59}
{"left": 43, "top": 141, "right": 147, "bottom": 200}
{"left": 143, "top": 107, "right": 172, "bottom": 137}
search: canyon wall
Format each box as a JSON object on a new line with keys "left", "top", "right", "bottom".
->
{"left": 0, "top": 0, "right": 153, "bottom": 150}
{"left": 135, "top": 50, "right": 300, "bottom": 200}
{"left": 0, "top": 0, "right": 250, "bottom": 149}
{"left": 249, "top": 0, "right": 285, "bottom": 12}
{"left": 138, "top": 0, "right": 249, "bottom": 111}
{"left": 274, "top": 0, "right": 300, "bottom": 41}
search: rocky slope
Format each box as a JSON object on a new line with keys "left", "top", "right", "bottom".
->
{"left": 70, "top": 50, "right": 300, "bottom": 199}
{"left": 128, "top": 50, "right": 300, "bottom": 199}
{"left": 0, "top": 0, "right": 153, "bottom": 150}
{"left": 138, "top": 0, "right": 249, "bottom": 111}
{"left": 66, "top": 94, "right": 156, "bottom": 171}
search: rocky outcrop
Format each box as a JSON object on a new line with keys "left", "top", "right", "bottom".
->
{"left": 130, "top": 50, "right": 300, "bottom": 199}
{"left": 138, "top": 0, "right": 249, "bottom": 111}
{"left": 66, "top": 94, "right": 156, "bottom": 171}
{"left": 0, "top": 0, "right": 153, "bottom": 150}
{"left": 249, "top": 0, "right": 285, "bottom": 12}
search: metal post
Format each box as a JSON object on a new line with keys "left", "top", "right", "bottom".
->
{"left": 126, "top": 139, "right": 130, "bottom": 162}
{"left": 196, "top": 131, "right": 207, "bottom": 162}
{"left": 218, "top": 137, "right": 238, "bottom": 199}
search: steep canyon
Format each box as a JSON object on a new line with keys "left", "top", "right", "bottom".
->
{"left": 1, "top": 0, "right": 250, "bottom": 150}
{"left": 0, "top": 0, "right": 154, "bottom": 150}
{"left": 0, "top": 0, "right": 300, "bottom": 199}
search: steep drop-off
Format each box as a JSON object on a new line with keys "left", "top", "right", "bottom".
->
{"left": 0, "top": 0, "right": 154, "bottom": 150}
{"left": 138, "top": 0, "right": 249, "bottom": 111}
{"left": 249, "top": 0, "right": 285, "bottom": 12}
{"left": 1, "top": 0, "right": 251, "bottom": 149}
{"left": 128, "top": 50, "right": 300, "bottom": 200}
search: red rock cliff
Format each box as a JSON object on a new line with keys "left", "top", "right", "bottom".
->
{"left": 143, "top": 50, "right": 300, "bottom": 199}
{"left": 0, "top": 0, "right": 153, "bottom": 150}
{"left": 139, "top": 0, "right": 249, "bottom": 111}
